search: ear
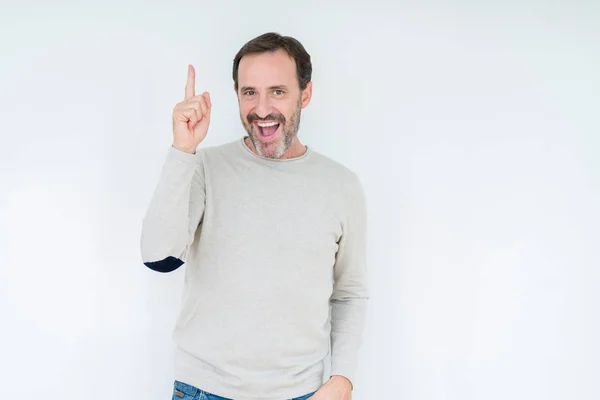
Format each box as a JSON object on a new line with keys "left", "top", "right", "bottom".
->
{"left": 300, "top": 81, "right": 312, "bottom": 109}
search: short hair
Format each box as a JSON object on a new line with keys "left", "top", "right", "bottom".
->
{"left": 232, "top": 32, "right": 312, "bottom": 91}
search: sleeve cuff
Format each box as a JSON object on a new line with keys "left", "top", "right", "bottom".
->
{"left": 330, "top": 356, "right": 358, "bottom": 390}
{"left": 168, "top": 145, "right": 198, "bottom": 162}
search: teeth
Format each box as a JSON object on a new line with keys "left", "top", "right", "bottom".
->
{"left": 257, "top": 121, "right": 279, "bottom": 127}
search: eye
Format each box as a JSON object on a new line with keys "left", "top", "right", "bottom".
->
{"left": 273, "top": 89, "right": 284, "bottom": 96}
{"left": 244, "top": 90, "right": 255, "bottom": 96}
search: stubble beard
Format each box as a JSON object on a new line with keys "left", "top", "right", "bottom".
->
{"left": 242, "top": 98, "right": 302, "bottom": 159}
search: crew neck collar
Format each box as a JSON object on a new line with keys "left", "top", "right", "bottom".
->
{"left": 239, "top": 136, "right": 311, "bottom": 162}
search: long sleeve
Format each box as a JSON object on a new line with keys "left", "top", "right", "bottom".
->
{"left": 140, "top": 146, "right": 206, "bottom": 273}
{"left": 329, "top": 175, "right": 369, "bottom": 388}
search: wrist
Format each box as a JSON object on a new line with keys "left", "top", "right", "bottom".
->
{"left": 172, "top": 144, "right": 196, "bottom": 154}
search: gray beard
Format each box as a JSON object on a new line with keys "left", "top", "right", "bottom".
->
{"left": 242, "top": 100, "right": 302, "bottom": 159}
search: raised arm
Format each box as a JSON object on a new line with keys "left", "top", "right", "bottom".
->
{"left": 140, "top": 64, "right": 211, "bottom": 272}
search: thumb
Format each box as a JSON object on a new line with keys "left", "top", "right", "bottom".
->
{"left": 202, "top": 92, "right": 211, "bottom": 109}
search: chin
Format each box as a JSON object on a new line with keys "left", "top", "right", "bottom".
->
{"left": 256, "top": 137, "right": 287, "bottom": 159}
{"left": 259, "top": 142, "right": 286, "bottom": 159}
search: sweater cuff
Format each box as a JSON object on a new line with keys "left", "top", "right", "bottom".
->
{"left": 168, "top": 145, "right": 198, "bottom": 162}
{"left": 330, "top": 353, "right": 358, "bottom": 390}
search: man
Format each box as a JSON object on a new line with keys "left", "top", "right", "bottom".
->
{"left": 141, "top": 32, "right": 368, "bottom": 400}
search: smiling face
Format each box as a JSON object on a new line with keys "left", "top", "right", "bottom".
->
{"left": 236, "top": 49, "right": 312, "bottom": 159}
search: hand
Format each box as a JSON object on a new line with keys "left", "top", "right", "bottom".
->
{"left": 172, "top": 64, "right": 211, "bottom": 154}
{"left": 308, "top": 375, "right": 352, "bottom": 400}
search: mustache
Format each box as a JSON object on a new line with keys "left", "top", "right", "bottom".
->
{"left": 247, "top": 112, "right": 285, "bottom": 125}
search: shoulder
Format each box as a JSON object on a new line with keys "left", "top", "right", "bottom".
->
{"left": 308, "top": 149, "right": 363, "bottom": 193}
{"left": 195, "top": 139, "right": 240, "bottom": 163}
{"left": 309, "top": 150, "right": 368, "bottom": 226}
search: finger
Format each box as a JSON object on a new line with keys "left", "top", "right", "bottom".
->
{"left": 197, "top": 94, "right": 209, "bottom": 121}
{"left": 185, "top": 64, "right": 195, "bottom": 100}
{"left": 181, "top": 108, "right": 199, "bottom": 127}
{"left": 185, "top": 104, "right": 202, "bottom": 124}
{"left": 189, "top": 93, "right": 211, "bottom": 109}
{"left": 176, "top": 103, "right": 200, "bottom": 122}
{"left": 203, "top": 91, "right": 211, "bottom": 109}
{"left": 187, "top": 96, "right": 209, "bottom": 122}
{"left": 187, "top": 102, "right": 203, "bottom": 123}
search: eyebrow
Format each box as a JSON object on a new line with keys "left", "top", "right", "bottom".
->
{"left": 240, "top": 85, "right": 289, "bottom": 92}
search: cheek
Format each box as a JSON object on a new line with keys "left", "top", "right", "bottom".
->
{"left": 278, "top": 99, "right": 298, "bottom": 117}
{"left": 273, "top": 104, "right": 291, "bottom": 120}
{"left": 282, "top": 109, "right": 295, "bottom": 125}
{"left": 240, "top": 106, "right": 252, "bottom": 122}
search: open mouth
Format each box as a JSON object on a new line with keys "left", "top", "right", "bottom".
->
{"left": 254, "top": 121, "right": 281, "bottom": 141}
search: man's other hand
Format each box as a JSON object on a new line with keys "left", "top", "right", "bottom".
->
{"left": 308, "top": 375, "right": 352, "bottom": 400}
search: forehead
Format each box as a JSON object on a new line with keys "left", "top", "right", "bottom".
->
{"left": 238, "top": 49, "right": 297, "bottom": 88}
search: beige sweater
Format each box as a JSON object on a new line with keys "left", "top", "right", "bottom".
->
{"left": 140, "top": 136, "right": 369, "bottom": 400}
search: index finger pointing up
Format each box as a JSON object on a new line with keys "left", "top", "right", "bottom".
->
{"left": 185, "top": 64, "right": 195, "bottom": 100}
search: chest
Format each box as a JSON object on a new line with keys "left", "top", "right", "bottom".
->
{"left": 201, "top": 164, "right": 344, "bottom": 259}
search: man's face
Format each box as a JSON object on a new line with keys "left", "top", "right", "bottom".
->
{"left": 236, "top": 49, "right": 311, "bottom": 159}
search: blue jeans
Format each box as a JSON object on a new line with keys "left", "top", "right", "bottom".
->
{"left": 172, "top": 380, "right": 316, "bottom": 400}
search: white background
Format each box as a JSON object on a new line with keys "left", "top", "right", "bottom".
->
{"left": 1, "top": 1, "right": 599, "bottom": 399}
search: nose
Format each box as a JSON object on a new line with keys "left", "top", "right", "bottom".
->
{"left": 254, "top": 93, "right": 272, "bottom": 119}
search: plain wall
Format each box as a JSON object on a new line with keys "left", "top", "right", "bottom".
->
{"left": 1, "top": 1, "right": 599, "bottom": 399}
